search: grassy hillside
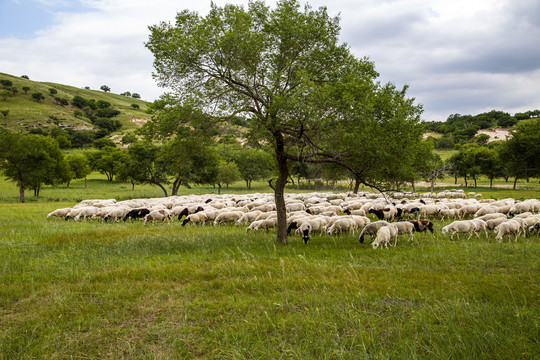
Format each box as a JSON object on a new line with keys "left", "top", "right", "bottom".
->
{"left": 0, "top": 72, "right": 151, "bottom": 134}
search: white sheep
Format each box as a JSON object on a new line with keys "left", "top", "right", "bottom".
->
{"left": 495, "top": 220, "right": 522, "bottom": 242}
{"left": 144, "top": 209, "right": 171, "bottom": 225}
{"left": 213, "top": 211, "right": 244, "bottom": 226}
{"left": 392, "top": 221, "right": 415, "bottom": 244}
{"left": 441, "top": 220, "right": 475, "bottom": 240}
{"left": 246, "top": 218, "right": 277, "bottom": 231}
{"left": 181, "top": 213, "right": 208, "bottom": 226}
{"left": 372, "top": 226, "right": 391, "bottom": 249}
{"left": 486, "top": 217, "right": 507, "bottom": 231}
{"left": 326, "top": 218, "right": 357, "bottom": 235}
{"left": 46, "top": 208, "right": 72, "bottom": 220}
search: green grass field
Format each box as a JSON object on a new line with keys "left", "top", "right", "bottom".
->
{"left": 0, "top": 174, "right": 539, "bottom": 359}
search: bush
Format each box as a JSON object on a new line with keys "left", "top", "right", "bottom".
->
{"left": 71, "top": 95, "right": 88, "bottom": 109}
{"left": 131, "top": 103, "right": 140, "bottom": 109}
{"left": 31, "top": 92, "right": 45, "bottom": 102}
{"left": 73, "top": 110, "right": 83, "bottom": 118}
{"left": 54, "top": 96, "right": 69, "bottom": 106}
{"left": 93, "top": 137, "right": 116, "bottom": 149}
{"left": 49, "top": 88, "right": 57, "bottom": 95}
{"left": 92, "top": 118, "right": 122, "bottom": 132}
{"left": 95, "top": 108, "right": 120, "bottom": 118}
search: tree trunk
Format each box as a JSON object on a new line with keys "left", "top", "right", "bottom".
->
{"left": 85, "top": 177, "right": 87, "bottom": 189}
{"left": 454, "top": 176, "right": 458, "bottom": 185}
{"left": 171, "top": 178, "right": 180, "bottom": 196}
{"left": 489, "top": 177, "right": 493, "bottom": 188}
{"left": 288, "top": 175, "right": 295, "bottom": 186}
{"left": 131, "top": 181, "right": 135, "bottom": 191}
{"left": 154, "top": 181, "right": 169, "bottom": 197}
{"left": 474, "top": 177, "right": 477, "bottom": 188}
{"left": 411, "top": 180, "right": 416, "bottom": 193}
{"left": 67, "top": 180, "right": 70, "bottom": 188}
{"left": 19, "top": 184, "right": 25, "bottom": 203}
{"left": 245, "top": 179, "right": 250, "bottom": 189}
{"left": 513, "top": 177, "right": 518, "bottom": 190}
{"left": 218, "top": 183, "right": 222, "bottom": 195}
{"left": 430, "top": 177, "right": 435, "bottom": 193}
{"left": 464, "top": 176, "right": 468, "bottom": 188}
{"left": 273, "top": 131, "right": 289, "bottom": 245}
{"left": 353, "top": 175, "right": 361, "bottom": 194}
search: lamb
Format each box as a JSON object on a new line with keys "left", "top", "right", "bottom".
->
{"left": 46, "top": 208, "right": 72, "bottom": 220}
{"left": 358, "top": 221, "right": 389, "bottom": 243}
{"left": 143, "top": 209, "right": 171, "bottom": 225}
{"left": 213, "top": 211, "right": 244, "bottom": 226}
{"left": 495, "top": 219, "right": 522, "bottom": 242}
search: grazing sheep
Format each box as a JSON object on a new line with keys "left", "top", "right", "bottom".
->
{"left": 392, "top": 221, "right": 415, "bottom": 244}
{"left": 372, "top": 226, "right": 391, "bottom": 249}
{"left": 123, "top": 208, "right": 151, "bottom": 222}
{"left": 439, "top": 208, "right": 460, "bottom": 221}
{"left": 486, "top": 217, "right": 508, "bottom": 231}
{"left": 47, "top": 208, "right": 72, "bottom": 220}
{"left": 246, "top": 218, "right": 277, "bottom": 231}
{"left": 73, "top": 207, "right": 98, "bottom": 221}
{"left": 441, "top": 220, "right": 475, "bottom": 240}
{"left": 326, "top": 218, "right": 357, "bottom": 236}
{"left": 235, "top": 210, "right": 263, "bottom": 225}
{"left": 470, "top": 218, "right": 488, "bottom": 238}
{"left": 409, "top": 220, "right": 434, "bottom": 236}
{"left": 213, "top": 211, "right": 244, "bottom": 226}
{"left": 144, "top": 209, "right": 171, "bottom": 225}
{"left": 478, "top": 213, "right": 507, "bottom": 222}
{"left": 358, "top": 221, "right": 389, "bottom": 243}
{"left": 508, "top": 202, "right": 531, "bottom": 216}
{"left": 181, "top": 213, "right": 208, "bottom": 226}
{"left": 103, "top": 207, "right": 130, "bottom": 222}
{"left": 495, "top": 220, "right": 522, "bottom": 242}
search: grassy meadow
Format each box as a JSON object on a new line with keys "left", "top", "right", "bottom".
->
{"left": 0, "top": 174, "right": 539, "bottom": 359}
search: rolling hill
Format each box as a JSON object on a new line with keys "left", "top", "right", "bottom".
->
{"left": 0, "top": 72, "right": 151, "bottom": 135}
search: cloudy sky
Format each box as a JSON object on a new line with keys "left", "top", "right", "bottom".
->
{"left": 1, "top": 0, "right": 539, "bottom": 121}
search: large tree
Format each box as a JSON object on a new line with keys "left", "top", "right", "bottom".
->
{"left": 147, "top": 0, "right": 422, "bottom": 244}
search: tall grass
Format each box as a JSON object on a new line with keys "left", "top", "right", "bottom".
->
{"left": 0, "top": 199, "right": 539, "bottom": 359}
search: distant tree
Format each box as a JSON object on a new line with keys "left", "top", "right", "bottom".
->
{"left": 473, "top": 134, "right": 490, "bottom": 145}
{"left": 232, "top": 148, "right": 273, "bottom": 190}
{"left": 0, "top": 110, "right": 8, "bottom": 118}
{"left": 86, "top": 146, "right": 128, "bottom": 181}
{"left": 500, "top": 118, "right": 540, "bottom": 189}
{"left": 31, "top": 92, "right": 45, "bottom": 102}
{"left": 84, "top": 86, "right": 90, "bottom": 90}
{"left": 118, "top": 141, "right": 169, "bottom": 194}
{"left": 10, "top": 87, "right": 18, "bottom": 96}
{"left": 0, "top": 79, "right": 13, "bottom": 88}
{"left": 121, "top": 91, "right": 131, "bottom": 97}
{"left": 95, "top": 108, "right": 120, "bottom": 118}
{"left": 131, "top": 93, "right": 141, "bottom": 99}
{"left": 100, "top": 85, "right": 111, "bottom": 92}
{"left": 0, "top": 131, "right": 69, "bottom": 202}
{"left": 22, "top": 86, "right": 31, "bottom": 94}
{"left": 21, "top": 75, "right": 29, "bottom": 79}
{"left": 215, "top": 160, "right": 241, "bottom": 194}
{"left": 65, "top": 154, "right": 91, "bottom": 188}
{"left": 131, "top": 103, "right": 140, "bottom": 109}
{"left": 73, "top": 110, "right": 83, "bottom": 118}
{"left": 48, "top": 88, "right": 57, "bottom": 95}
{"left": 498, "top": 116, "right": 517, "bottom": 127}
{"left": 93, "top": 137, "right": 116, "bottom": 149}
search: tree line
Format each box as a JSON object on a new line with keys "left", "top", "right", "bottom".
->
{"left": 423, "top": 109, "right": 540, "bottom": 149}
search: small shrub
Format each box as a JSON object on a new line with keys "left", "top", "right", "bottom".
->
{"left": 131, "top": 103, "right": 140, "bottom": 109}
{"left": 31, "top": 92, "right": 45, "bottom": 102}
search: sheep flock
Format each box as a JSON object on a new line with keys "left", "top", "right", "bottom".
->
{"left": 47, "top": 189, "right": 540, "bottom": 248}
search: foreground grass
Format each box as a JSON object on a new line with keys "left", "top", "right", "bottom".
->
{"left": 1, "top": 203, "right": 538, "bottom": 359}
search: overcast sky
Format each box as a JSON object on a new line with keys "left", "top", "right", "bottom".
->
{"left": 1, "top": 0, "right": 539, "bottom": 121}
